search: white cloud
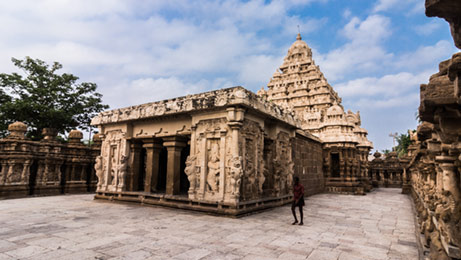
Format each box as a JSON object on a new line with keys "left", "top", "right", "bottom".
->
{"left": 106, "top": 77, "right": 234, "bottom": 109}
{"left": 415, "top": 20, "right": 443, "bottom": 36}
{"left": 336, "top": 71, "right": 432, "bottom": 98}
{"left": 373, "top": 0, "right": 400, "bottom": 12}
{"left": 316, "top": 15, "right": 393, "bottom": 81}
{"left": 372, "top": 0, "right": 419, "bottom": 13}
{"left": 393, "top": 40, "right": 456, "bottom": 70}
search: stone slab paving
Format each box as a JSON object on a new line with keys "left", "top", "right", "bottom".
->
{"left": 0, "top": 188, "right": 419, "bottom": 260}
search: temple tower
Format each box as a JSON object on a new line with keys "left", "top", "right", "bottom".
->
{"left": 258, "top": 33, "right": 373, "bottom": 194}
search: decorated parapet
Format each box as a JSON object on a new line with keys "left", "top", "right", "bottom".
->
{"left": 0, "top": 122, "right": 101, "bottom": 198}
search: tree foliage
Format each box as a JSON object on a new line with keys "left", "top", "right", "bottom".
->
{"left": 0, "top": 57, "right": 108, "bottom": 139}
{"left": 394, "top": 131, "right": 414, "bottom": 157}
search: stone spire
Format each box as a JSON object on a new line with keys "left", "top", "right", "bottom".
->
{"left": 258, "top": 34, "right": 373, "bottom": 149}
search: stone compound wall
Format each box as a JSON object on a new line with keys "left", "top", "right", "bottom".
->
{"left": 401, "top": 2, "right": 461, "bottom": 259}
{"left": 292, "top": 131, "right": 324, "bottom": 196}
{"left": 0, "top": 122, "right": 100, "bottom": 199}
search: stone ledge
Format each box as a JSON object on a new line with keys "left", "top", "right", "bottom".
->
{"left": 94, "top": 191, "right": 292, "bottom": 217}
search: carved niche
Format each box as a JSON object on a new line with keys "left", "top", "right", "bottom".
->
{"left": 99, "top": 130, "right": 129, "bottom": 192}
{"left": 240, "top": 120, "right": 264, "bottom": 200}
{"left": 193, "top": 118, "right": 230, "bottom": 201}
{"left": 273, "top": 131, "right": 293, "bottom": 196}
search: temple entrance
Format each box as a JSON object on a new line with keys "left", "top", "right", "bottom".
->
{"left": 331, "top": 153, "right": 340, "bottom": 177}
{"left": 179, "top": 145, "right": 190, "bottom": 195}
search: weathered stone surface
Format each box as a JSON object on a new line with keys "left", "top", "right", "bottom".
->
{"left": 403, "top": 5, "right": 461, "bottom": 257}
{"left": 426, "top": 0, "right": 461, "bottom": 49}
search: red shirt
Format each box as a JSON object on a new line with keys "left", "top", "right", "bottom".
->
{"left": 293, "top": 183, "right": 304, "bottom": 201}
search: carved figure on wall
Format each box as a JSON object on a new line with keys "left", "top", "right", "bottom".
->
{"left": 184, "top": 155, "right": 197, "bottom": 193}
{"left": 287, "top": 161, "right": 294, "bottom": 189}
{"left": 257, "top": 162, "right": 266, "bottom": 194}
{"left": 228, "top": 156, "right": 243, "bottom": 196}
{"left": 207, "top": 144, "right": 220, "bottom": 192}
{"left": 117, "top": 155, "right": 128, "bottom": 189}
{"left": 273, "top": 158, "right": 282, "bottom": 196}
{"left": 94, "top": 156, "right": 104, "bottom": 188}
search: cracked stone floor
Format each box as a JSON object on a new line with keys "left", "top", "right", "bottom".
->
{"left": 0, "top": 188, "right": 419, "bottom": 260}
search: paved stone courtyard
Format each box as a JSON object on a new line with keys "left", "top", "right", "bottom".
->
{"left": 0, "top": 188, "right": 419, "bottom": 260}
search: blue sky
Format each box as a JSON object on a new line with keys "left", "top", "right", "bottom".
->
{"left": 0, "top": 0, "right": 458, "bottom": 152}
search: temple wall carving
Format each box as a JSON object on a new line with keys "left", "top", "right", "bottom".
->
{"left": 0, "top": 122, "right": 100, "bottom": 198}
{"left": 403, "top": 3, "right": 461, "bottom": 257}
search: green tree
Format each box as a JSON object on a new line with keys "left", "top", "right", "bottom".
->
{"left": 0, "top": 57, "right": 109, "bottom": 139}
{"left": 395, "top": 131, "right": 413, "bottom": 157}
{"left": 381, "top": 149, "right": 391, "bottom": 155}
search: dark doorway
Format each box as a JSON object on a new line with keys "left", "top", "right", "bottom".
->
{"left": 179, "top": 144, "right": 190, "bottom": 195}
{"left": 137, "top": 148, "right": 147, "bottom": 191}
{"left": 331, "top": 153, "right": 340, "bottom": 177}
{"left": 156, "top": 147, "right": 168, "bottom": 192}
{"left": 85, "top": 164, "right": 92, "bottom": 192}
{"left": 29, "top": 160, "right": 39, "bottom": 195}
{"left": 60, "top": 163, "right": 67, "bottom": 194}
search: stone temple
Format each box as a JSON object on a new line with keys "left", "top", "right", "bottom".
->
{"left": 90, "top": 33, "right": 372, "bottom": 216}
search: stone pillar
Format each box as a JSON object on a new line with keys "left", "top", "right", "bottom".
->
{"left": 437, "top": 155, "right": 460, "bottom": 201}
{"left": 0, "top": 161, "right": 8, "bottom": 184}
{"left": 129, "top": 143, "right": 143, "bottom": 191}
{"left": 143, "top": 139, "right": 162, "bottom": 193}
{"left": 435, "top": 165, "right": 444, "bottom": 195}
{"left": 21, "top": 160, "right": 31, "bottom": 184}
{"left": 219, "top": 130, "right": 227, "bottom": 199}
{"left": 163, "top": 136, "right": 187, "bottom": 195}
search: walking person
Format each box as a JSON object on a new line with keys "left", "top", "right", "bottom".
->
{"left": 291, "top": 176, "right": 304, "bottom": 225}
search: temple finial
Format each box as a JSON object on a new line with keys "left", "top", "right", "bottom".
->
{"left": 296, "top": 25, "right": 301, "bottom": 40}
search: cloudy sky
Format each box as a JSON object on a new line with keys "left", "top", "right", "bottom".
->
{"left": 0, "top": 0, "right": 457, "bottom": 151}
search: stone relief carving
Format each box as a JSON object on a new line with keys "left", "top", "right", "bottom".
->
{"left": 94, "top": 155, "right": 103, "bottom": 189}
{"left": 228, "top": 156, "right": 243, "bottom": 197}
{"left": 184, "top": 155, "right": 198, "bottom": 195}
{"left": 117, "top": 155, "right": 128, "bottom": 189}
{"left": 206, "top": 141, "right": 220, "bottom": 193}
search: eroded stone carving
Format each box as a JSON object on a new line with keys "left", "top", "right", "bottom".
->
{"left": 228, "top": 156, "right": 243, "bottom": 197}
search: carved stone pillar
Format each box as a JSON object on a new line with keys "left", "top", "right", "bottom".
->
{"left": 143, "top": 139, "right": 162, "bottom": 193}
{"left": 437, "top": 155, "right": 460, "bottom": 201}
{"left": 21, "top": 160, "right": 31, "bottom": 184}
{"left": 163, "top": 136, "right": 187, "bottom": 195}
{"left": 0, "top": 161, "right": 8, "bottom": 184}
{"left": 129, "top": 143, "right": 143, "bottom": 191}
{"left": 435, "top": 164, "right": 444, "bottom": 195}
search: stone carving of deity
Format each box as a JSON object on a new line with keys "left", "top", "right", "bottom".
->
{"left": 257, "top": 162, "right": 266, "bottom": 194}
{"left": 117, "top": 155, "right": 128, "bottom": 188}
{"left": 207, "top": 145, "right": 220, "bottom": 192}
